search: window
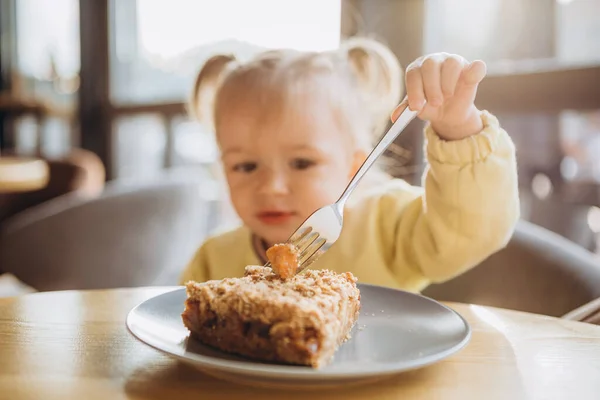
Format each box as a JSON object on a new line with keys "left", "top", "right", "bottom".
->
{"left": 12, "top": 0, "right": 79, "bottom": 156}
{"left": 110, "top": 0, "right": 342, "bottom": 104}
{"left": 424, "top": 0, "right": 600, "bottom": 66}
{"left": 16, "top": 0, "right": 80, "bottom": 88}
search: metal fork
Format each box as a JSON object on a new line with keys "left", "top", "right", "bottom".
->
{"left": 265, "top": 101, "right": 418, "bottom": 274}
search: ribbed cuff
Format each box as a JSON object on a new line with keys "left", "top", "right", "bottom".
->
{"left": 425, "top": 111, "right": 501, "bottom": 166}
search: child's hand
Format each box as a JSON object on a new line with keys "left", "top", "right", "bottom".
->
{"left": 392, "top": 53, "right": 486, "bottom": 141}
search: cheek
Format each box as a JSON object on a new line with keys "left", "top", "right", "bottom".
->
{"left": 294, "top": 162, "right": 353, "bottom": 206}
{"left": 223, "top": 173, "right": 253, "bottom": 213}
{"left": 317, "top": 174, "right": 351, "bottom": 200}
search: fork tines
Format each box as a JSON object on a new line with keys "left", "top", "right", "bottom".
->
{"left": 295, "top": 228, "right": 327, "bottom": 272}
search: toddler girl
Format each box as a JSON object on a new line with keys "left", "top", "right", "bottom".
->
{"left": 180, "top": 38, "right": 520, "bottom": 292}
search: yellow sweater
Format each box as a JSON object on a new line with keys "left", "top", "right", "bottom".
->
{"left": 180, "top": 111, "right": 520, "bottom": 292}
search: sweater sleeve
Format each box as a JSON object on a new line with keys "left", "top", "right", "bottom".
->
{"left": 383, "top": 110, "right": 520, "bottom": 283}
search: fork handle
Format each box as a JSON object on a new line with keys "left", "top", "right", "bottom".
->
{"left": 337, "top": 100, "right": 418, "bottom": 206}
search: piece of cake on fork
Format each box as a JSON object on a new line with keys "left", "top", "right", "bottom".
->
{"left": 181, "top": 265, "right": 361, "bottom": 368}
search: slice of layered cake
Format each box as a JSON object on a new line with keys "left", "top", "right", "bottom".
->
{"left": 181, "top": 265, "right": 361, "bottom": 368}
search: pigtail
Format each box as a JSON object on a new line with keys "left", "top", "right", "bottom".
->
{"left": 188, "top": 54, "right": 238, "bottom": 129}
{"left": 342, "top": 37, "right": 403, "bottom": 135}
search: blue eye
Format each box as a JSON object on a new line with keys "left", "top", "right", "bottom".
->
{"left": 291, "top": 158, "right": 316, "bottom": 170}
{"left": 233, "top": 162, "right": 257, "bottom": 173}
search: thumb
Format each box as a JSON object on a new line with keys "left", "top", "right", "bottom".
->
{"left": 390, "top": 97, "right": 410, "bottom": 122}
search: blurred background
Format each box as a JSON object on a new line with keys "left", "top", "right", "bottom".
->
{"left": 0, "top": 0, "right": 599, "bottom": 296}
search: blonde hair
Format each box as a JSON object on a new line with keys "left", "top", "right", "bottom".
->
{"left": 188, "top": 37, "right": 403, "bottom": 154}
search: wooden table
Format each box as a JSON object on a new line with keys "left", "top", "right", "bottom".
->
{"left": 0, "top": 156, "right": 49, "bottom": 193}
{"left": 1, "top": 288, "right": 599, "bottom": 399}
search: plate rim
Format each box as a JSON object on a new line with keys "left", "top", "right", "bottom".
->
{"left": 126, "top": 283, "right": 471, "bottom": 379}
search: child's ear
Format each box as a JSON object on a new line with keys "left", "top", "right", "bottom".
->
{"left": 350, "top": 150, "right": 367, "bottom": 177}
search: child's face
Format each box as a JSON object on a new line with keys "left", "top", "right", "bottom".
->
{"left": 217, "top": 104, "right": 361, "bottom": 246}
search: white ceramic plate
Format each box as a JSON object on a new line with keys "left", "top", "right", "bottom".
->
{"left": 126, "top": 284, "right": 471, "bottom": 388}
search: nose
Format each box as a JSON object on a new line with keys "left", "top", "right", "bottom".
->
{"left": 257, "top": 168, "right": 290, "bottom": 196}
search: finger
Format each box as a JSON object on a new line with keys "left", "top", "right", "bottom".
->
{"left": 420, "top": 56, "right": 443, "bottom": 107}
{"left": 390, "top": 97, "right": 409, "bottom": 122}
{"left": 454, "top": 60, "right": 487, "bottom": 105}
{"left": 405, "top": 65, "right": 425, "bottom": 112}
{"left": 440, "top": 55, "right": 465, "bottom": 98}
{"left": 463, "top": 59, "right": 487, "bottom": 86}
